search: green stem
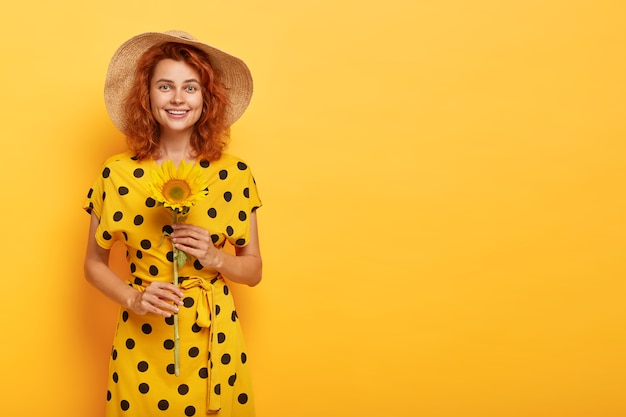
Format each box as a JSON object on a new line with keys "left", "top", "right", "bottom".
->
{"left": 173, "top": 211, "right": 180, "bottom": 377}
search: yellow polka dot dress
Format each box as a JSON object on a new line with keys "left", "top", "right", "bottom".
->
{"left": 84, "top": 151, "right": 261, "bottom": 416}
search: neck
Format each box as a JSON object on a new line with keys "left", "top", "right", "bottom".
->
{"left": 156, "top": 131, "right": 196, "bottom": 165}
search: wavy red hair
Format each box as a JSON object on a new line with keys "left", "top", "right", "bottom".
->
{"left": 123, "top": 42, "right": 230, "bottom": 161}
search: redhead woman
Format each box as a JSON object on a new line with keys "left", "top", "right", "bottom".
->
{"left": 84, "top": 31, "right": 261, "bottom": 417}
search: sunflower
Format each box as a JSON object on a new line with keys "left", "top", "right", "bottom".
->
{"left": 148, "top": 159, "right": 208, "bottom": 214}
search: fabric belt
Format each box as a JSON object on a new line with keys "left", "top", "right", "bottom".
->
{"left": 178, "top": 275, "right": 222, "bottom": 414}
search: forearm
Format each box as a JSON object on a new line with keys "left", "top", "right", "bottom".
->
{"left": 84, "top": 257, "right": 139, "bottom": 310}
{"left": 214, "top": 250, "right": 262, "bottom": 287}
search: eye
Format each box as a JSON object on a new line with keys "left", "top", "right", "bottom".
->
{"left": 185, "top": 85, "right": 198, "bottom": 92}
{"left": 158, "top": 85, "right": 171, "bottom": 91}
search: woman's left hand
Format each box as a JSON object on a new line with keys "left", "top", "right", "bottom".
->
{"left": 170, "top": 223, "right": 222, "bottom": 269}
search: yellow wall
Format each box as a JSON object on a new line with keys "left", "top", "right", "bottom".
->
{"left": 1, "top": 1, "right": 625, "bottom": 416}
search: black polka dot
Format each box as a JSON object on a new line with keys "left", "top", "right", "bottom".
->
{"left": 235, "top": 238, "right": 246, "bottom": 246}
{"left": 231, "top": 310, "right": 238, "bottom": 321}
{"left": 113, "top": 211, "right": 123, "bottom": 221}
{"left": 166, "top": 364, "right": 176, "bottom": 374}
{"left": 87, "top": 188, "right": 94, "bottom": 198}
{"left": 221, "top": 353, "right": 231, "bottom": 365}
{"left": 207, "top": 208, "right": 217, "bottom": 218}
{"left": 211, "top": 234, "right": 220, "bottom": 243}
{"left": 215, "top": 305, "right": 221, "bottom": 316}
{"left": 134, "top": 215, "right": 144, "bottom": 225}
{"left": 224, "top": 191, "right": 232, "bottom": 202}
{"left": 112, "top": 349, "right": 118, "bottom": 360}
{"left": 133, "top": 168, "right": 144, "bottom": 178}
{"left": 136, "top": 250, "right": 143, "bottom": 259}
{"left": 228, "top": 374, "right": 237, "bottom": 386}
{"left": 102, "top": 191, "right": 106, "bottom": 201}
{"left": 193, "top": 259, "right": 203, "bottom": 270}
{"left": 239, "top": 211, "right": 247, "bottom": 221}
{"left": 130, "top": 263, "right": 137, "bottom": 273}
{"left": 178, "top": 384, "right": 189, "bottom": 395}
{"left": 158, "top": 400, "right": 169, "bottom": 410}
{"left": 112, "top": 372, "right": 119, "bottom": 383}
{"left": 122, "top": 311, "right": 129, "bottom": 322}
{"left": 141, "top": 323, "right": 152, "bottom": 334}
{"left": 219, "top": 170, "right": 228, "bottom": 180}
{"left": 199, "top": 367, "right": 208, "bottom": 378}
{"left": 188, "top": 347, "right": 200, "bottom": 358}
{"left": 185, "top": 405, "right": 196, "bottom": 416}
{"left": 102, "top": 167, "right": 110, "bottom": 178}
{"left": 118, "top": 186, "right": 129, "bottom": 195}
{"left": 138, "top": 383, "right": 149, "bottom": 394}
{"left": 140, "top": 239, "right": 151, "bottom": 250}
{"left": 149, "top": 265, "right": 159, "bottom": 276}
{"left": 137, "top": 361, "right": 148, "bottom": 372}
{"left": 166, "top": 251, "right": 174, "bottom": 262}
{"left": 192, "top": 323, "right": 202, "bottom": 333}
{"left": 165, "top": 316, "right": 174, "bottom": 325}
{"left": 134, "top": 277, "right": 143, "bottom": 286}
{"left": 241, "top": 352, "right": 247, "bottom": 364}
{"left": 121, "top": 399, "right": 130, "bottom": 410}
{"left": 237, "top": 161, "right": 248, "bottom": 170}
{"left": 163, "top": 339, "right": 175, "bottom": 350}
{"left": 226, "top": 226, "right": 234, "bottom": 236}
{"left": 183, "top": 297, "right": 194, "bottom": 308}
{"left": 126, "top": 339, "right": 135, "bottom": 349}
{"left": 145, "top": 197, "right": 156, "bottom": 207}
{"left": 103, "top": 231, "right": 112, "bottom": 240}
{"left": 123, "top": 231, "right": 128, "bottom": 241}
{"left": 199, "top": 159, "right": 210, "bottom": 168}
{"left": 217, "top": 332, "right": 226, "bottom": 343}
{"left": 223, "top": 286, "right": 229, "bottom": 295}
{"left": 214, "top": 384, "right": 221, "bottom": 395}
{"left": 107, "top": 390, "right": 111, "bottom": 401}
{"left": 238, "top": 393, "right": 248, "bottom": 404}
{"left": 243, "top": 187, "right": 250, "bottom": 198}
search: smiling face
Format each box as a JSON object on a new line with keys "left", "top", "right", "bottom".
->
{"left": 149, "top": 58, "right": 204, "bottom": 139}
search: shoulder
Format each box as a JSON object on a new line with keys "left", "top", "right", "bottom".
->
{"left": 98, "top": 151, "right": 147, "bottom": 177}
{"left": 101, "top": 151, "right": 139, "bottom": 168}
{"left": 211, "top": 153, "right": 253, "bottom": 172}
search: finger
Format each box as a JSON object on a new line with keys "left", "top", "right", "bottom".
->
{"left": 140, "top": 293, "right": 181, "bottom": 316}
{"left": 144, "top": 283, "right": 184, "bottom": 304}
{"left": 171, "top": 224, "right": 210, "bottom": 240}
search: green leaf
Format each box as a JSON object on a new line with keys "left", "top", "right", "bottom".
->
{"left": 177, "top": 250, "right": 187, "bottom": 268}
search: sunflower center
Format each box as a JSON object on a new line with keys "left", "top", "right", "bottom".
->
{"left": 163, "top": 179, "right": 192, "bottom": 202}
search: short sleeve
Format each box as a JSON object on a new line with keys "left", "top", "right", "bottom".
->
{"left": 82, "top": 160, "right": 117, "bottom": 249}
{"left": 83, "top": 164, "right": 107, "bottom": 219}
{"left": 226, "top": 160, "right": 262, "bottom": 248}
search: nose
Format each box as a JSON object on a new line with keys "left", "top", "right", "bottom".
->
{"left": 170, "top": 89, "right": 184, "bottom": 104}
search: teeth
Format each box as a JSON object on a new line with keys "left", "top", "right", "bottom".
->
{"left": 167, "top": 110, "right": 187, "bottom": 115}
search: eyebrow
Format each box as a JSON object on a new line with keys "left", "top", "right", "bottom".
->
{"left": 154, "top": 78, "right": 201, "bottom": 84}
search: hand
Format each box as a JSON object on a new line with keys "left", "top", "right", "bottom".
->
{"left": 130, "top": 281, "right": 184, "bottom": 317}
{"left": 170, "top": 223, "right": 222, "bottom": 269}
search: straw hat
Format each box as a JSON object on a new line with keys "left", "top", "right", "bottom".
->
{"left": 104, "top": 30, "right": 253, "bottom": 134}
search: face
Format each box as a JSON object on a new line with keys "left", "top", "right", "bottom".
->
{"left": 149, "top": 59, "right": 203, "bottom": 138}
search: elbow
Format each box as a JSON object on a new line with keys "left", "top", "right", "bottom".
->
{"left": 248, "top": 273, "right": 262, "bottom": 287}
{"left": 83, "top": 258, "right": 98, "bottom": 286}
{"left": 247, "top": 260, "right": 263, "bottom": 287}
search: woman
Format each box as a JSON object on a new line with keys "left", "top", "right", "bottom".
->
{"left": 84, "top": 30, "right": 261, "bottom": 417}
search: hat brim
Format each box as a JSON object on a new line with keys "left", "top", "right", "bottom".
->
{"left": 104, "top": 31, "right": 253, "bottom": 134}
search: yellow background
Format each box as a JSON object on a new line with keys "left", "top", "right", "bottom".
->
{"left": 1, "top": 1, "right": 625, "bottom": 416}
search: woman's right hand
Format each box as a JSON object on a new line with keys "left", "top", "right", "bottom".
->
{"left": 130, "top": 282, "right": 184, "bottom": 317}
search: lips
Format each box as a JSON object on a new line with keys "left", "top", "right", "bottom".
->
{"left": 166, "top": 109, "right": 188, "bottom": 115}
